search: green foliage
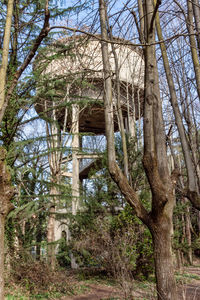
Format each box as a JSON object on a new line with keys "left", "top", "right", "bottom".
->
{"left": 68, "top": 162, "right": 154, "bottom": 279}
{"left": 56, "top": 237, "right": 71, "bottom": 267}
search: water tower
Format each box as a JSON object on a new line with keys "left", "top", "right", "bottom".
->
{"left": 35, "top": 34, "right": 144, "bottom": 248}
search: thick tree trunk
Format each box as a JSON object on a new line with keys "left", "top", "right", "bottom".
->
{"left": 142, "top": 1, "right": 178, "bottom": 299}
{"left": 0, "top": 148, "right": 14, "bottom": 300}
{"left": 0, "top": 11, "right": 15, "bottom": 296}
{"left": 152, "top": 220, "right": 177, "bottom": 300}
{"left": 0, "top": 215, "right": 5, "bottom": 300}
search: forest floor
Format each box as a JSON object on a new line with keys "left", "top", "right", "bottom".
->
{"left": 178, "top": 264, "right": 200, "bottom": 300}
{"left": 60, "top": 263, "right": 200, "bottom": 300}
{"left": 5, "top": 260, "right": 200, "bottom": 299}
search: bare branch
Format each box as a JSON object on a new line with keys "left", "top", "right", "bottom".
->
{"left": 149, "top": 0, "right": 161, "bottom": 34}
{"left": 49, "top": 25, "right": 198, "bottom": 47}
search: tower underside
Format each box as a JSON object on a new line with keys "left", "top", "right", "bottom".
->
{"left": 36, "top": 79, "right": 144, "bottom": 135}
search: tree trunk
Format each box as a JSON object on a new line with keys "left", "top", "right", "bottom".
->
{"left": 142, "top": 1, "right": 178, "bottom": 298}
{"left": 187, "top": 0, "right": 200, "bottom": 101}
{"left": 36, "top": 243, "right": 41, "bottom": 261}
{"left": 72, "top": 103, "right": 80, "bottom": 215}
{"left": 71, "top": 103, "right": 80, "bottom": 269}
{"left": 152, "top": 220, "right": 177, "bottom": 300}
{"left": 45, "top": 105, "right": 62, "bottom": 269}
{"left": 192, "top": 0, "right": 200, "bottom": 58}
{"left": 0, "top": 148, "right": 14, "bottom": 300}
{"left": 107, "top": 28, "right": 129, "bottom": 179}
{"left": 0, "top": 215, "right": 5, "bottom": 300}
{"left": 198, "top": 211, "right": 200, "bottom": 233}
{"left": 0, "top": 0, "right": 14, "bottom": 123}
{"left": 176, "top": 249, "right": 183, "bottom": 270}
{"left": 47, "top": 205, "right": 56, "bottom": 269}
{"left": 185, "top": 204, "right": 193, "bottom": 265}
{"left": 36, "top": 226, "right": 42, "bottom": 261}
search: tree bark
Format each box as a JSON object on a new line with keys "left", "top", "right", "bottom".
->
{"left": 0, "top": 0, "right": 14, "bottom": 122}
{"left": 0, "top": 215, "right": 5, "bottom": 300}
{"left": 72, "top": 103, "right": 80, "bottom": 215}
{"left": 0, "top": 148, "right": 14, "bottom": 300}
{"left": 151, "top": 219, "right": 177, "bottom": 300}
{"left": 142, "top": 1, "right": 177, "bottom": 296}
{"left": 185, "top": 202, "right": 193, "bottom": 265}
{"left": 0, "top": 5, "right": 14, "bottom": 296}
{"left": 187, "top": 0, "right": 200, "bottom": 101}
{"left": 192, "top": 0, "right": 200, "bottom": 58}
{"left": 107, "top": 27, "right": 129, "bottom": 179}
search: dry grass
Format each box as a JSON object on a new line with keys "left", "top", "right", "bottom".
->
{"left": 5, "top": 258, "right": 73, "bottom": 299}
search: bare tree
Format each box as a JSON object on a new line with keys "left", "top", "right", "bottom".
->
{"left": 155, "top": 0, "right": 200, "bottom": 210}
{"left": 99, "top": 0, "right": 177, "bottom": 299}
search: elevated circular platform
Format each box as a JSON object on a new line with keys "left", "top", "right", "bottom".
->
{"left": 35, "top": 35, "right": 144, "bottom": 134}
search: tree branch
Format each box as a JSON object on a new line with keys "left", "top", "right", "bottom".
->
{"left": 0, "top": 0, "right": 14, "bottom": 122}
{"left": 49, "top": 25, "right": 198, "bottom": 47}
{"left": 149, "top": 0, "right": 161, "bottom": 34}
{"left": 0, "top": 0, "right": 50, "bottom": 124}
